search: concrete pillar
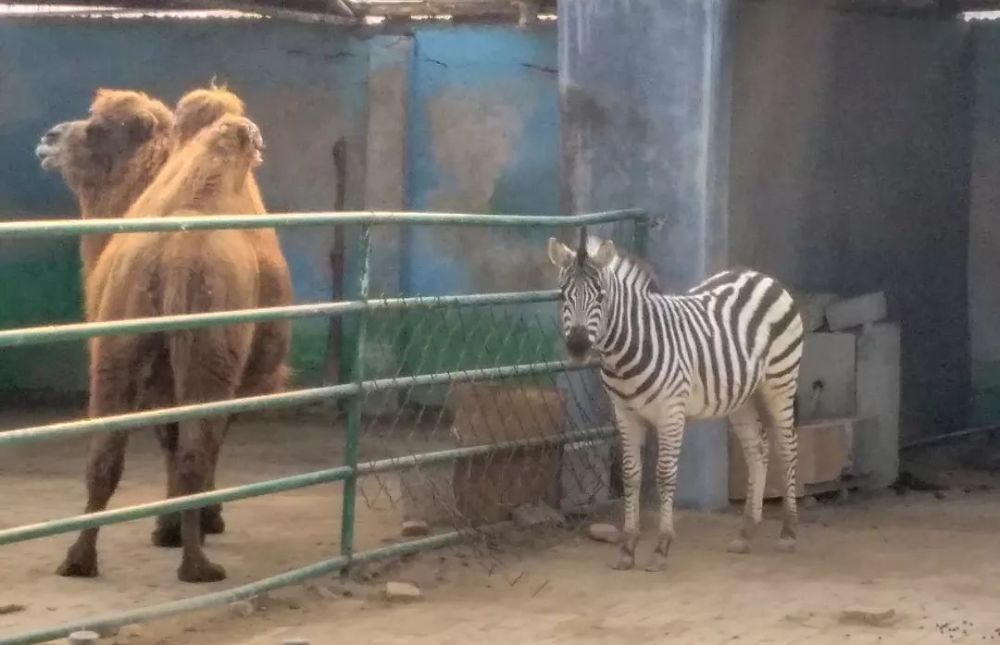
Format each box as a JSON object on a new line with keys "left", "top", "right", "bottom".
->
{"left": 362, "top": 35, "right": 413, "bottom": 413}
{"left": 560, "top": 0, "right": 732, "bottom": 510}
{"left": 365, "top": 35, "right": 412, "bottom": 297}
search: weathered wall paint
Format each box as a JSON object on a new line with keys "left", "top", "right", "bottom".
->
{"left": 0, "top": 19, "right": 564, "bottom": 399}
{"left": 405, "top": 25, "right": 560, "bottom": 298}
{"left": 969, "top": 24, "right": 1000, "bottom": 426}
{"left": 0, "top": 19, "right": 370, "bottom": 391}
{"left": 727, "top": 3, "right": 972, "bottom": 442}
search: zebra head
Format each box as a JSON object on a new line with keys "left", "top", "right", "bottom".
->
{"left": 547, "top": 230, "right": 618, "bottom": 362}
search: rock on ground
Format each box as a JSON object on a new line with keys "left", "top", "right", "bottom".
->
{"left": 587, "top": 523, "right": 621, "bottom": 543}
{"left": 385, "top": 581, "right": 422, "bottom": 602}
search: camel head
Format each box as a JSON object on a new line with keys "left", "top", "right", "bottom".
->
{"left": 197, "top": 114, "right": 265, "bottom": 176}
{"left": 174, "top": 84, "right": 247, "bottom": 146}
{"left": 36, "top": 89, "right": 174, "bottom": 217}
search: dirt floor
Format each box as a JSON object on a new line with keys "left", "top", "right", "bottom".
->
{"left": 5, "top": 407, "right": 1000, "bottom": 644}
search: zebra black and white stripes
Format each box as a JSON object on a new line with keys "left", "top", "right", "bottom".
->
{"left": 548, "top": 233, "right": 803, "bottom": 571}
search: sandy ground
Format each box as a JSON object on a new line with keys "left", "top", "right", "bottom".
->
{"left": 4, "top": 407, "right": 1000, "bottom": 644}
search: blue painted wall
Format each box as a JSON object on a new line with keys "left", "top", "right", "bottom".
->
{"left": 0, "top": 18, "right": 371, "bottom": 392}
{"left": 0, "top": 18, "right": 562, "bottom": 396}
{"left": 404, "top": 25, "right": 559, "bottom": 298}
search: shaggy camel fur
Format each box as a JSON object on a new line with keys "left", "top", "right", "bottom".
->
{"left": 63, "top": 115, "right": 277, "bottom": 583}
{"left": 35, "top": 90, "right": 229, "bottom": 536}
{"left": 37, "top": 89, "right": 292, "bottom": 582}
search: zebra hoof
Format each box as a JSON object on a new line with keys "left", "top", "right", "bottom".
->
{"left": 775, "top": 537, "right": 797, "bottom": 553}
{"left": 644, "top": 555, "right": 667, "bottom": 573}
{"left": 727, "top": 538, "right": 751, "bottom": 554}
{"left": 611, "top": 553, "right": 635, "bottom": 571}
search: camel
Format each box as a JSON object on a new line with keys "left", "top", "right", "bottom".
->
{"left": 36, "top": 88, "right": 292, "bottom": 582}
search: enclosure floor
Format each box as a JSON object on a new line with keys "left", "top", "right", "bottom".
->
{"left": 4, "top": 408, "right": 1000, "bottom": 644}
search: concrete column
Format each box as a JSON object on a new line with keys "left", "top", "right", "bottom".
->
{"left": 365, "top": 35, "right": 413, "bottom": 297}
{"left": 362, "top": 35, "right": 413, "bottom": 413}
{"left": 560, "top": 0, "right": 732, "bottom": 510}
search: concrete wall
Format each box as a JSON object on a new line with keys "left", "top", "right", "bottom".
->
{"left": 0, "top": 18, "right": 370, "bottom": 392}
{"left": 726, "top": 3, "right": 973, "bottom": 443}
{"left": 969, "top": 24, "right": 1000, "bottom": 426}
{"left": 0, "top": 18, "right": 562, "bottom": 397}
{"left": 405, "top": 24, "right": 559, "bottom": 298}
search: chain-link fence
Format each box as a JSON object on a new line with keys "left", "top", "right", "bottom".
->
{"left": 0, "top": 208, "right": 646, "bottom": 644}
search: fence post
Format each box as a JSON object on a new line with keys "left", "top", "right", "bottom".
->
{"left": 340, "top": 224, "right": 371, "bottom": 569}
{"left": 632, "top": 213, "right": 649, "bottom": 259}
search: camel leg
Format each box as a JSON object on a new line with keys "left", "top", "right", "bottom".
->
{"left": 153, "top": 421, "right": 225, "bottom": 548}
{"left": 200, "top": 415, "right": 230, "bottom": 535}
{"left": 57, "top": 335, "right": 140, "bottom": 578}
{"left": 56, "top": 431, "right": 130, "bottom": 577}
{"left": 176, "top": 417, "right": 227, "bottom": 583}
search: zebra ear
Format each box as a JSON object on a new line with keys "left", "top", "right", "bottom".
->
{"left": 591, "top": 239, "right": 617, "bottom": 269}
{"left": 548, "top": 237, "right": 574, "bottom": 268}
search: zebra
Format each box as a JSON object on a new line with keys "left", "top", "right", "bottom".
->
{"left": 547, "top": 230, "right": 803, "bottom": 571}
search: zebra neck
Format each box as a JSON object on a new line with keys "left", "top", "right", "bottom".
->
{"left": 593, "top": 261, "right": 661, "bottom": 362}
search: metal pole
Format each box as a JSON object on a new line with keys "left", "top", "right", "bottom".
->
{"left": 632, "top": 212, "right": 650, "bottom": 258}
{"left": 340, "top": 224, "right": 371, "bottom": 566}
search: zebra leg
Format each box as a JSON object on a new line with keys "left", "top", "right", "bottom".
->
{"left": 646, "top": 409, "right": 685, "bottom": 573}
{"left": 727, "top": 404, "right": 768, "bottom": 555}
{"left": 758, "top": 384, "right": 800, "bottom": 553}
{"left": 612, "top": 403, "right": 644, "bottom": 571}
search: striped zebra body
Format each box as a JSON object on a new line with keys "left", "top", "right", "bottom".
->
{"left": 548, "top": 234, "right": 803, "bottom": 571}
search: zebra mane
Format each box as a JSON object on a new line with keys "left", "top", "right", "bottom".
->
{"left": 583, "top": 235, "right": 662, "bottom": 294}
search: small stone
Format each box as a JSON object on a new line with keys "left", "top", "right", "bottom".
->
{"left": 229, "top": 600, "right": 255, "bottom": 618}
{"left": 801, "top": 495, "right": 819, "bottom": 509}
{"left": 0, "top": 604, "right": 25, "bottom": 615}
{"left": 68, "top": 631, "right": 100, "bottom": 645}
{"left": 384, "top": 581, "right": 422, "bottom": 602}
{"left": 587, "top": 523, "right": 621, "bottom": 544}
{"left": 511, "top": 502, "right": 564, "bottom": 528}
{"left": 838, "top": 608, "right": 898, "bottom": 627}
{"left": 401, "top": 519, "right": 430, "bottom": 537}
{"left": 934, "top": 490, "right": 947, "bottom": 500}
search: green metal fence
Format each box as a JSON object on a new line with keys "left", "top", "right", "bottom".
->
{"left": 0, "top": 208, "right": 647, "bottom": 645}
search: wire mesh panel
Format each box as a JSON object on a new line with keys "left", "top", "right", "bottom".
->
{"left": 0, "top": 209, "right": 647, "bottom": 644}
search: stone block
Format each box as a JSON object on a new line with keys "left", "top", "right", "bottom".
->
{"left": 796, "top": 292, "right": 837, "bottom": 332}
{"left": 797, "top": 332, "right": 857, "bottom": 421}
{"left": 853, "top": 322, "right": 901, "bottom": 488}
{"left": 728, "top": 417, "right": 855, "bottom": 500}
{"left": 826, "top": 291, "right": 888, "bottom": 331}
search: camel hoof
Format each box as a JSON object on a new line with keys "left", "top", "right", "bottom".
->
{"left": 177, "top": 559, "right": 227, "bottom": 583}
{"left": 151, "top": 525, "right": 183, "bottom": 548}
{"left": 775, "top": 537, "right": 797, "bottom": 553}
{"left": 56, "top": 548, "right": 98, "bottom": 578}
{"left": 727, "top": 538, "right": 751, "bottom": 554}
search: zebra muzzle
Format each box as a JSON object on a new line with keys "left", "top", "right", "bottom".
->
{"left": 565, "top": 326, "right": 592, "bottom": 358}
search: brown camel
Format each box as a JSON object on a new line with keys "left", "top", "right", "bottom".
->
{"left": 62, "top": 114, "right": 282, "bottom": 583}
{"left": 36, "top": 88, "right": 292, "bottom": 582}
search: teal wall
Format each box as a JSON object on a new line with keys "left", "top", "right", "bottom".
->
{"left": 0, "top": 18, "right": 561, "bottom": 397}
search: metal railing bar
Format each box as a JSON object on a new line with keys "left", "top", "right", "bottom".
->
{"left": 0, "top": 209, "right": 645, "bottom": 239}
{"left": 0, "top": 531, "right": 469, "bottom": 645}
{"left": 0, "top": 426, "right": 612, "bottom": 546}
{"left": 0, "top": 360, "right": 594, "bottom": 447}
{"left": 0, "top": 290, "right": 559, "bottom": 348}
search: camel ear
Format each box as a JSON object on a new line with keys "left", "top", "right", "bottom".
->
{"left": 590, "top": 239, "right": 617, "bottom": 269}
{"left": 548, "top": 237, "right": 574, "bottom": 268}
